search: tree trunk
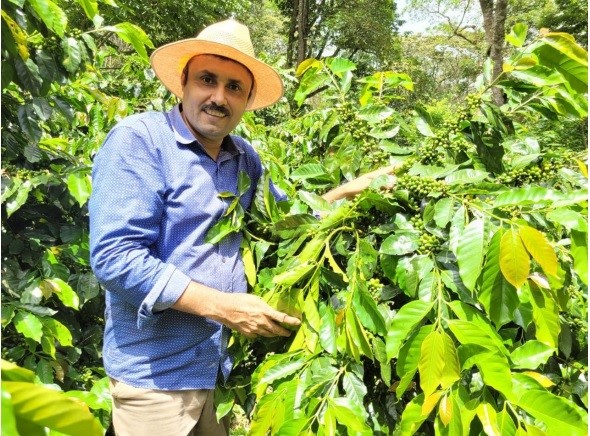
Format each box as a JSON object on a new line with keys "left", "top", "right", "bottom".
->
{"left": 490, "top": 0, "right": 508, "bottom": 106}
{"left": 478, "top": 0, "right": 508, "bottom": 106}
{"left": 296, "top": 0, "right": 308, "bottom": 66}
{"left": 287, "top": 0, "right": 299, "bottom": 67}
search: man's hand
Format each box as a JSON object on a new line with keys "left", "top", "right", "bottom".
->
{"left": 322, "top": 164, "right": 398, "bottom": 203}
{"left": 218, "top": 293, "right": 301, "bottom": 339}
{"left": 172, "top": 281, "right": 300, "bottom": 339}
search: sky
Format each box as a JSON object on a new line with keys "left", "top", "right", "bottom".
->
{"left": 396, "top": 0, "right": 483, "bottom": 34}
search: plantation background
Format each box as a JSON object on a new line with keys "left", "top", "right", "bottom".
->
{"left": 1, "top": 0, "right": 588, "bottom": 435}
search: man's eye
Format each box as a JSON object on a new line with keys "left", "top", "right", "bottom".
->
{"left": 228, "top": 83, "right": 241, "bottom": 92}
{"left": 201, "top": 76, "right": 214, "bottom": 84}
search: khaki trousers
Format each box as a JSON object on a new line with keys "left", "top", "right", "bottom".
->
{"left": 109, "top": 378, "right": 229, "bottom": 436}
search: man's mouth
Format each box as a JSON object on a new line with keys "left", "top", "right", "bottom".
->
{"left": 202, "top": 104, "right": 229, "bottom": 118}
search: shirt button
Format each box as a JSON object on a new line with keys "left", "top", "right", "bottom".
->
{"left": 221, "top": 257, "right": 226, "bottom": 263}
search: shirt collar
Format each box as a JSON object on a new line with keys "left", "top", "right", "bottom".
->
{"left": 169, "top": 104, "right": 243, "bottom": 158}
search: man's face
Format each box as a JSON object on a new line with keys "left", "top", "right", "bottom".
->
{"left": 180, "top": 54, "right": 253, "bottom": 149}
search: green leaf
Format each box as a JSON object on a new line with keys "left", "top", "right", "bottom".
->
{"left": 1, "top": 388, "right": 19, "bottom": 436}
{"left": 2, "top": 381, "right": 103, "bottom": 435}
{"left": 418, "top": 330, "right": 446, "bottom": 396}
{"left": 61, "top": 37, "right": 82, "bottom": 73}
{"left": 529, "top": 286, "right": 560, "bottom": 348}
{"left": 28, "top": 0, "right": 68, "bottom": 38}
{"left": 461, "top": 350, "right": 513, "bottom": 398}
{"left": 518, "top": 226, "right": 557, "bottom": 277}
{"left": 396, "top": 325, "right": 433, "bottom": 382}
{"left": 327, "top": 397, "right": 371, "bottom": 434}
{"left": 433, "top": 197, "right": 455, "bottom": 228}
{"left": 1, "top": 360, "right": 36, "bottom": 382}
{"left": 5, "top": 179, "right": 33, "bottom": 217}
{"left": 14, "top": 57, "right": 42, "bottom": 96}
{"left": 41, "top": 317, "right": 73, "bottom": 347}
{"left": 342, "top": 371, "right": 367, "bottom": 410}
{"left": 356, "top": 104, "right": 394, "bottom": 123}
{"left": 449, "top": 302, "right": 510, "bottom": 354}
{"left": 13, "top": 311, "right": 43, "bottom": 343}
{"left": 500, "top": 228, "right": 530, "bottom": 288}
{"left": 546, "top": 208, "right": 587, "bottom": 232}
{"left": 345, "top": 308, "right": 373, "bottom": 359}
{"left": 456, "top": 218, "right": 487, "bottom": 291}
{"left": 444, "top": 169, "right": 489, "bottom": 185}
{"left": 75, "top": 0, "right": 98, "bottom": 19}
{"left": 497, "top": 407, "right": 517, "bottom": 436}
{"left": 67, "top": 172, "right": 92, "bottom": 207}
{"left": 380, "top": 233, "right": 419, "bottom": 256}
{"left": 41, "top": 278, "right": 79, "bottom": 309}
{"left": 570, "top": 230, "right": 588, "bottom": 285}
{"left": 414, "top": 115, "right": 434, "bottom": 137}
{"left": 398, "top": 394, "right": 428, "bottom": 435}
{"left": 297, "top": 190, "right": 331, "bottom": 213}
{"left": 510, "top": 340, "right": 554, "bottom": 369}
{"left": 259, "top": 357, "right": 307, "bottom": 385}
{"left": 533, "top": 32, "right": 588, "bottom": 93}
{"left": 448, "top": 205, "right": 466, "bottom": 254}
{"left": 273, "top": 261, "right": 316, "bottom": 287}
{"left": 386, "top": 300, "right": 433, "bottom": 360}
{"left": 327, "top": 57, "right": 357, "bottom": 74}
{"left": 205, "top": 215, "right": 237, "bottom": 244}
{"left": 515, "top": 388, "right": 588, "bottom": 435}
{"left": 494, "top": 187, "right": 586, "bottom": 208}
{"left": 294, "top": 68, "right": 330, "bottom": 106}
{"left": 510, "top": 65, "right": 566, "bottom": 87}
{"left": 273, "top": 214, "right": 319, "bottom": 238}
{"left": 447, "top": 319, "right": 507, "bottom": 355}
{"left": 17, "top": 105, "right": 42, "bottom": 144}
{"left": 319, "top": 303, "right": 337, "bottom": 355}
{"left": 352, "top": 288, "right": 386, "bottom": 334}
{"left": 290, "top": 163, "right": 331, "bottom": 181}
{"left": 102, "top": 22, "right": 154, "bottom": 62}
{"left": 479, "top": 230, "right": 519, "bottom": 327}
{"left": 506, "top": 23, "right": 528, "bottom": 47}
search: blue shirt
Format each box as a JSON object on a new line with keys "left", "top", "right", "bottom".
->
{"left": 89, "top": 105, "right": 286, "bottom": 390}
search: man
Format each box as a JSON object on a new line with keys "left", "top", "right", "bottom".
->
{"left": 89, "top": 19, "right": 392, "bottom": 436}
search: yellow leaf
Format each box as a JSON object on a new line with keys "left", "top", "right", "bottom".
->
{"left": 503, "top": 63, "right": 515, "bottom": 72}
{"left": 324, "top": 240, "right": 348, "bottom": 282}
{"left": 477, "top": 402, "right": 501, "bottom": 436}
{"left": 1, "top": 11, "right": 29, "bottom": 60}
{"left": 440, "top": 331, "right": 461, "bottom": 389}
{"left": 241, "top": 240, "right": 257, "bottom": 287}
{"left": 576, "top": 159, "right": 588, "bottom": 178}
{"left": 295, "top": 58, "right": 323, "bottom": 77}
{"left": 500, "top": 228, "right": 530, "bottom": 288}
{"left": 418, "top": 330, "right": 445, "bottom": 396}
{"left": 439, "top": 394, "right": 453, "bottom": 426}
{"left": 422, "top": 391, "right": 444, "bottom": 416}
{"left": 522, "top": 371, "right": 556, "bottom": 388}
{"left": 519, "top": 226, "right": 558, "bottom": 277}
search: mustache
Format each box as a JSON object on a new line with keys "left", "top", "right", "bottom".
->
{"left": 202, "top": 103, "right": 230, "bottom": 116}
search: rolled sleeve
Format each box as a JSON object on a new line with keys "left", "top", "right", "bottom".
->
{"left": 139, "top": 265, "right": 192, "bottom": 328}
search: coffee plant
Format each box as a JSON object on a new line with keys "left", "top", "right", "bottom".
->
{"left": 1, "top": 0, "right": 154, "bottom": 433}
{"left": 219, "top": 27, "right": 588, "bottom": 435}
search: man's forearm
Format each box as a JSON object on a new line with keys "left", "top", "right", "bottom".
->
{"left": 172, "top": 281, "right": 301, "bottom": 338}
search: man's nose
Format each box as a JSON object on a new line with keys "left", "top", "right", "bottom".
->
{"left": 210, "top": 85, "right": 228, "bottom": 105}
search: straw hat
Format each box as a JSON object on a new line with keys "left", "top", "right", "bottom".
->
{"left": 150, "top": 19, "right": 284, "bottom": 110}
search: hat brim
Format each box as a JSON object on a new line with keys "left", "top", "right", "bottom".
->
{"left": 150, "top": 39, "right": 284, "bottom": 110}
